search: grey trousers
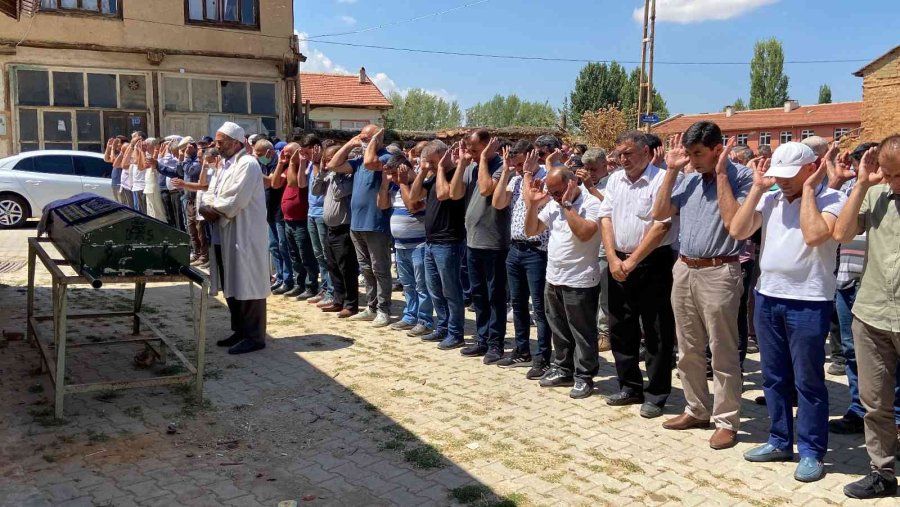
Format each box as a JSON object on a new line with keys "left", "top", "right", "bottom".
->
{"left": 350, "top": 230, "right": 392, "bottom": 314}
{"left": 546, "top": 282, "right": 601, "bottom": 381}
{"left": 853, "top": 317, "right": 900, "bottom": 479}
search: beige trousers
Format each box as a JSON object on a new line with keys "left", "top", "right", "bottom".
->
{"left": 672, "top": 260, "right": 743, "bottom": 430}
{"left": 853, "top": 317, "right": 900, "bottom": 478}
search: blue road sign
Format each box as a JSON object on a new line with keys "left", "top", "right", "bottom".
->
{"left": 640, "top": 113, "right": 660, "bottom": 124}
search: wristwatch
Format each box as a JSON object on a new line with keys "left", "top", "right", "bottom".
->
{"left": 561, "top": 200, "right": 574, "bottom": 210}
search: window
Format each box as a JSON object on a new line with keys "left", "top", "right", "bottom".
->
{"left": 16, "top": 70, "right": 50, "bottom": 106}
{"left": 780, "top": 131, "right": 792, "bottom": 144}
{"left": 801, "top": 129, "right": 815, "bottom": 140}
{"left": 119, "top": 75, "right": 147, "bottom": 109}
{"left": 250, "top": 83, "right": 276, "bottom": 116}
{"left": 834, "top": 128, "right": 850, "bottom": 140}
{"left": 340, "top": 120, "right": 370, "bottom": 130}
{"left": 164, "top": 77, "right": 191, "bottom": 112}
{"left": 221, "top": 81, "right": 248, "bottom": 114}
{"left": 43, "top": 111, "right": 72, "bottom": 142}
{"left": 736, "top": 133, "right": 748, "bottom": 145}
{"left": 40, "top": 0, "right": 121, "bottom": 16}
{"left": 76, "top": 111, "right": 101, "bottom": 150}
{"left": 13, "top": 157, "right": 35, "bottom": 173}
{"left": 74, "top": 156, "right": 112, "bottom": 178}
{"left": 191, "top": 79, "right": 219, "bottom": 112}
{"left": 30, "top": 155, "right": 75, "bottom": 175}
{"left": 18, "top": 109, "right": 39, "bottom": 142}
{"left": 52, "top": 72, "right": 85, "bottom": 107}
{"left": 185, "top": 0, "right": 258, "bottom": 28}
{"left": 87, "top": 74, "right": 117, "bottom": 108}
{"left": 759, "top": 132, "right": 771, "bottom": 146}
{"left": 721, "top": 135, "right": 730, "bottom": 145}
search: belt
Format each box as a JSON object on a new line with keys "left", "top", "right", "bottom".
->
{"left": 679, "top": 255, "right": 739, "bottom": 268}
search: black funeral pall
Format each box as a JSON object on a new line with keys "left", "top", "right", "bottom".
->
{"left": 41, "top": 193, "right": 191, "bottom": 280}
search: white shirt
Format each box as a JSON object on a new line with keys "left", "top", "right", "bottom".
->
{"left": 755, "top": 187, "right": 847, "bottom": 301}
{"left": 597, "top": 164, "right": 679, "bottom": 253}
{"left": 538, "top": 190, "right": 603, "bottom": 288}
{"left": 131, "top": 159, "right": 146, "bottom": 192}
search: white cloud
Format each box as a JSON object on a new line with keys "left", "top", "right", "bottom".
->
{"left": 633, "top": 0, "right": 779, "bottom": 23}
{"left": 296, "top": 31, "right": 457, "bottom": 102}
{"left": 339, "top": 15, "right": 357, "bottom": 25}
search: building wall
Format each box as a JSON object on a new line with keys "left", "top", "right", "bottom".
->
{"left": 307, "top": 107, "right": 387, "bottom": 130}
{"left": 0, "top": 1, "right": 296, "bottom": 157}
{"left": 721, "top": 122, "right": 860, "bottom": 152}
{"left": 859, "top": 54, "right": 900, "bottom": 143}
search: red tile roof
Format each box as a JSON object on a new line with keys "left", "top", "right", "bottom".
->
{"left": 653, "top": 101, "right": 861, "bottom": 135}
{"left": 299, "top": 73, "right": 392, "bottom": 109}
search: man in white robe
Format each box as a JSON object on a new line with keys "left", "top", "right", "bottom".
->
{"left": 200, "top": 122, "right": 270, "bottom": 354}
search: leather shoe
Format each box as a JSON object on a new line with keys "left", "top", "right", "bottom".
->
{"left": 216, "top": 333, "right": 241, "bottom": 347}
{"left": 663, "top": 413, "right": 710, "bottom": 430}
{"left": 338, "top": 309, "right": 357, "bottom": 318}
{"left": 743, "top": 443, "right": 793, "bottom": 462}
{"left": 227, "top": 339, "right": 265, "bottom": 355}
{"left": 320, "top": 304, "right": 342, "bottom": 313}
{"left": 606, "top": 391, "right": 644, "bottom": 406}
{"left": 709, "top": 428, "right": 738, "bottom": 449}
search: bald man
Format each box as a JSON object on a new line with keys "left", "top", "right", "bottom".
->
{"left": 524, "top": 166, "right": 604, "bottom": 399}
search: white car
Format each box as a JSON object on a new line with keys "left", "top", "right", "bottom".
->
{"left": 0, "top": 150, "right": 116, "bottom": 228}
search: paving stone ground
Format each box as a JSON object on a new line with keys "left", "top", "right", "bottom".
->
{"left": 0, "top": 224, "right": 893, "bottom": 506}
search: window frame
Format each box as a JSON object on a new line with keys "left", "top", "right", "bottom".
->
{"left": 736, "top": 133, "right": 748, "bottom": 145}
{"left": 779, "top": 131, "right": 793, "bottom": 144}
{"left": 184, "top": 0, "right": 260, "bottom": 31}
{"left": 39, "top": 0, "right": 123, "bottom": 18}
{"left": 834, "top": 128, "right": 850, "bottom": 140}
{"left": 800, "top": 129, "right": 815, "bottom": 140}
{"left": 759, "top": 132, "right": 771, "bottom": 146}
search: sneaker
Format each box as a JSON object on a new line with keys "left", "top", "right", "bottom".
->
{"left": 372, "top": 312, "right": 391, "bottom": 328}
{"left": 794, "top": 457, "right": 825, "bottom": 483}
{"left": 827, "top": 361, "right": 847, "bottom": 376}
{"left": 390, "top": 320, "right": 415, "bottom": 331}
{"left": 496, "top": 351, "right": 532, "bottom": 368}
{"left": 348, "top": 308, "right": 376, "bottom": 321}
{"left": 746, "top": 336, "right": 759, "bottom": 354}
{"left": 283, "top": 286, "right": 304, "bottom": 298}
{"left": 829, "top": 414, "right": 865, "bottom": 434}
{"left": 437, "top": 336, "right": 465, "bottom": 350}
{"left": 199, "top": 260, "right": 210, "bottom": 269}
{"left": 460, "top": 343, "right": 488, "bottom": 357}
{"left": 316, "top": 297, "right": 334, "bottom": 308}
{"left": 407, "top": 324, "right": 432, "bottom": 337}
{"left": 506, "top": 307, "right": 513, "bottom": 323}
{"left": 526, "top": 357, "right": 550, "bottom": 380}
{"left": 598, "top": 332, "right": 611, "bottom": 352}
{"left": 483, "top": 348, "right": 503, "bottom": 365}
{"left": 539, "top": 367, "right": 575, "bottom": 387}
{"left": 270, "top": 281, "right": 283, "bottom": 291}
{"left": 569, "top": 378, "right": 594, "bottom": 399}
{"left": 844, "top": 471, "right": 898, "bottom": 499}
{"left": 421, "top": 330, "right": 445, "bottom": 342}
{"left": 295, "top": 289, "right": 317, "bottom": 301}
{"left": 606, "top": 391, "right": 644, "bottom": 406}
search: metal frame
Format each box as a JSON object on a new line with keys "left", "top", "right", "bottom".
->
{"left": 26, "top": 237, "right": 209, "bottom": 419}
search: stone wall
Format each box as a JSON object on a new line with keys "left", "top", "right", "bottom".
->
{"left": 860, "top": 53, "right": 900, "bottom": 142}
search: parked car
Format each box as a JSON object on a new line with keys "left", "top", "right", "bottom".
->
{"left": 0, "top": 150, "right": 115, "bottom": 228}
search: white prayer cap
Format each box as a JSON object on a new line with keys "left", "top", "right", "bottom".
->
{"left": 164, "top": 135, "right": 182, "bottom": 143}
{"left": 217, "top": 121, "right": 245, "bottom": 142}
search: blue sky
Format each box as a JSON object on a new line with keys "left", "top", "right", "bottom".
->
{"left": 294, "top": 0, "right": 899, "bottom": 115}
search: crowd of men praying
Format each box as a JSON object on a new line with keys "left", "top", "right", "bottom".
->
{"left": 102, "top": 120, "right": 900, "bottom": 500}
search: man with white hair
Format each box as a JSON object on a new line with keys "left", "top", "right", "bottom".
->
{"left": 802, "top": 136, "right": 829, "bottom": 159}
{"left": 200, "top": 122, "right": 270, "bottom": 355}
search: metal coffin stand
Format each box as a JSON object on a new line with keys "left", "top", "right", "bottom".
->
{"left": 26, "top": 237, "right": 210, "bottom": 419}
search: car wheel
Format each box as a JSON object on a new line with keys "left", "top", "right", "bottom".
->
{"left": 0, "top": 194, "right": 29, "bottom": 229}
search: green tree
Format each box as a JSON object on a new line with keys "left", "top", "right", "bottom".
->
{"left": 818, "top": 84, "right": 832, "bottom": 104}
{"left": 568, "top": 62, "right": 667, "bottom": 129}
{"left": 384, "top": 89, "right": 462, "bottom": 130}
{"left": 723, "top": 98, "right": 747, "bottom": 112}
{"left": 749, "top": 38, "right": 790, "bottom": 109}
{"left": 464, "top": 94, "right": 557, "bottom": 128}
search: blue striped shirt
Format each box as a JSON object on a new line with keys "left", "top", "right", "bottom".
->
{"left": 390, "top": 185, "right": 426, "bottom": 249}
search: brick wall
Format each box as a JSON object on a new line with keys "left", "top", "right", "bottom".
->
{"left": 860, "top": 54, "right": 900, "bottom": 142}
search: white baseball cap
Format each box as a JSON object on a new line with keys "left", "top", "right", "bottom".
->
{"left": 765, "top": 142, "right": 818, "bottom": 179}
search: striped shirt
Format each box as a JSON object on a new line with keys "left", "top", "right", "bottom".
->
{"left": 390, "top": 185, "right": 426, "bottom": 249}
{"left": 836, "top": 235, "right": 867, "bottom": 289}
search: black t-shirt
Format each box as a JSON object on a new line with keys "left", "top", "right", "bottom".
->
{"left": 262, "top": 161, "right": 285, "bottom": 223}
{"left": 423, "top": 172, "right": 465, "bottom": 244}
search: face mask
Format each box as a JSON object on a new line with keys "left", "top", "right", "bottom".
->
{"left": 258, "top": 156, "right": 271, "bottom": 166}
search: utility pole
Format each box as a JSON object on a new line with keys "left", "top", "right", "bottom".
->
{"left": 636, "top": 0, "right": 656, "bottom": 132}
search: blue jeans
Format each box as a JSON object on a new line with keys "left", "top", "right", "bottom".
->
{"left": 268, "top": 220, "right": 293, "bottom": 286}
{"left": 285, "top": 219, "right": 319, "bottom": 292}
{"left": 396, "top": 246, "right": 434, "bottom": 327}
{"left": 424, "top": 242, "right": 465, "bottom": 339}
{"left": 308, "top": 216, "right": 333, "bottom": 297}
{"left": 460, "top": 243, "right": 471, "bottom": 303}
{"left": 506, "top": 243, "right": 550, "bottom": 360}
{"left": 836, "top": 283, "right": 900, "bottom": 423}
{"left": 468, "top": 247, "right": 508, "bottom": 351}
{"left": 755, "top": 292, "right": 830, "bottom": 459}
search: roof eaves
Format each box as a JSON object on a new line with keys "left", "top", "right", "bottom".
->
{"left": 853, "top": 45, "right": 900, "bottom": 77}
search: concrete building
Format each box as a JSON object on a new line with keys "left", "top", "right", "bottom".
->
{"left": 300, "top": 68, "right": 392, "bottom": 130}
{"left": 853, "top": 45, "right": 900, "bottom": 143}
{"left": 0, "top": 0, "right": 303, "bottom": 158}
{"left": 653, "top": 101, "right": 861, "bottom": 152}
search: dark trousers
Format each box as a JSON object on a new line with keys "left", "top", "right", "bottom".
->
{"left": 185, "top": 199, "right": 208, "bottom": 261}
{"left": 285, "top": 219, "right": 319, "bottom": 292}
{"left": 507, "top": 242, "right": 551, "bottom": 360}
{"left": 467, "top": 247, "right": 508, "bottom": 351}
{"left": 755, "top": 292, "right": 830, "bottom": 459}
{"left": 608, "top": 246, "right": 676, "bottom": 406}
{"left": 738, "top": 259, "right": 757, "bottom": 366}
{"left": 546, "top": 282, "right": 600, "bottom": 381}
{"left": 159, "top": 189, "right": 177, "bottom": 228}
{"left": 325, "top": 224, "right": 359, "bottom": 311}
{"left": 214, "top": 244, "right": 266, "bottom": 345}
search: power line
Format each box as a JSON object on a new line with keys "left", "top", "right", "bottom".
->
{"left": 304, "top": 40, "right": 872, "bottom": 66}
{"left": 302, "top": 0, "right": 492, "bottom": 40}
